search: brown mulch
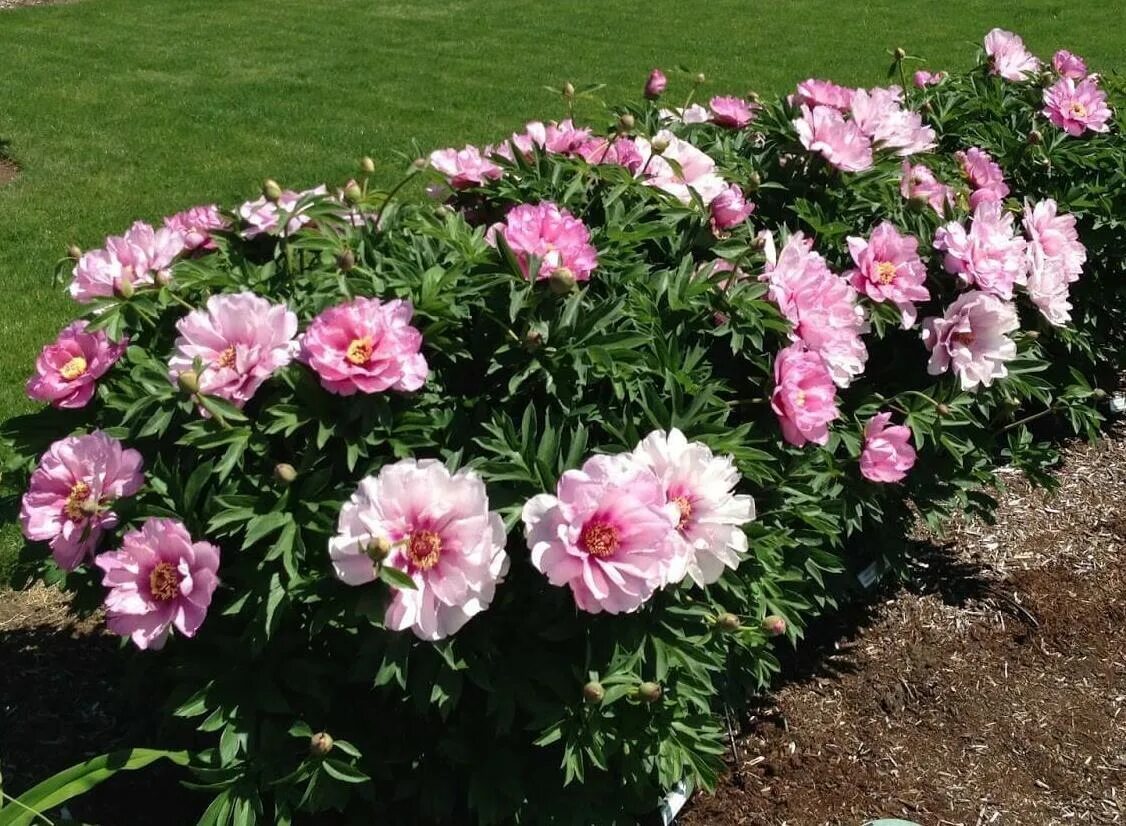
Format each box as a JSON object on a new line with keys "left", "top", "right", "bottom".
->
{"left": 0, "top": 158, "right": 18, "bottom": 186}
{"left": 684, "top": 431, "right": 1126, "bottom": 826}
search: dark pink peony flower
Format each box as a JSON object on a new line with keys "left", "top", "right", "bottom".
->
{"left": 26, "top": 321, "right": 126, "bottom": 409}
{"left": 956, "top": 147, "right": 1010, "bottom": 208}
{"left": 428, "top": 145, "right": 503, "bottom": 190}
{"left": 645, "top": 68, "right": 668, "bottom": 99}
{"left": 771, "top": 343, "right": 840, "bottom": 447}
{"left": 900, "top": 160, "right": 954, "bottom": 215}
{"left": 487, "top": 202, "right": 598, "bottom": 283}
{"left": 845, "top": 222, "right": 930, "bottom": 328}
{"left": 709, "top": 184, "right": 755, "bottom": 231}
{"left": 859, "top": 412, "right": 916, "bottom": 483}
{"left": 1051, "top": 50, "right": 1087, "bottom": 80}
{"left": 913, "top": 70, "right": 947, "bottom": 88}
{"left": 709, "top": 96, "right": 757, "bottom": 129}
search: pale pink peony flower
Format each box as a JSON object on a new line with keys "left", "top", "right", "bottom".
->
{"left": 922, "top": 290, "right": 1019, "bottom": 390}
{"left": 900, "top": 160, "right": 955, "bottom": 216}
{"left": 658, "top": 104, "right": 711, "bottom": 125}
{"left": 709, "top": 96, "right": 757, "bottom": 129}
{"left": 1022, "top": 198, "right": 1086, "bottom": 325}
{"left": 709, "top": 184, "right": 755, "bottom": 231}
{"left": 793, "top": 105, "right": 874, "bottom": 172}
{"left": 934, "top": 201, "right": 1028, "bottom": 300}
{"left": 522, "top": 453, "right": 679, "bottom": 614}
{"left": 636, "top": 130, "right": 728, "bottom": 204}
{"left": 913, "top": 70, "right": 947, "bottom": 88}
{"left": 70, "top": 221, "right": 185, "bottom": 302}
{"left": 645, "top": 68, "right": 668, "bottom": 99}
{"left": 329, "top": 459, "right": 508, "bottom": 641}
{"left": 845, "top": 222, "right": 930, "bottom": 328}
{"left": 762, "top": 232, "right": 868, "bottom": 387}
{"left": 850, "top": 86, "right": 936, "bottom": 156}
{"left": 859, "top": 412, "right": 916, "bottom": 483}
{"left": 95, "top": 518, "right": 220, "bottom": 651}
{"left": 508, "top": 120, "right": 592, "bottom": 157}
{"left": 574, "top": 136, "right": 644, "bottom": 172}
{"left": 70, "top": 249, "right": 127, "bottom": 303}
{"left": 164, "top": 205, "right": 229, "bottom": 252}
{"left": 631, "top": 428, "right": 756, "bottom": 588}
{"left": 428, "top": 145, "right": 503, "bottom": 190}
{"left": 238, "top": 186, "right": 328, "bottom": 238}
{"left": 1042, "top": 77, "right": 1112, "bottom": 136}
{"left": 20, "top": 431, "right": 144, "bottom": 571}
{"left": 1051, "top": 50, "right": 1087, "bottom": 80}
{"left": 486, "top": 202, "right": 598, "bottom": 283}
{"left": 26, "top": 321, "right": 127, "bottom": 409}
{"left": 168, "top": 292, "right": 298, "bottom": 408}
{"left": 771, "top": 343, "right": 840, "bottom": 447}
{"left": 792, "top": 78, "right": 855, "bottom": 110}
{"left": 983, "top": 28, "right": 1040, "bottom": 81}
{"left": 299, "top": 297, "right": 428, "bottom": 396}
{"left": 956, "top": 147, "right": 1010, "bottom": 208}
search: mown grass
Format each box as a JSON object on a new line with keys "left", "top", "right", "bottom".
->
{"left": 0, "top": 0, "right": 1121, "bottom": 579}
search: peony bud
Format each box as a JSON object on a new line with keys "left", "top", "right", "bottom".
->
{"left": 716, "top": 612, "right": 742, "bottom": 632}
{"left": 617, "top": 113, "right": 636, "bottom": 133}
{"left": 644, "top": 68, "right": 667, "bottom": 99}
{"left": 548, "top": 267, "right": 576, "bottom": 295}
{"left": 894, "top": 47, "right": 907, "bottom": 60}
{"left": 360, "top": 156, "right": 376, "bottom": 174}
{"left": 694, "top": 72, "right": 706, "bottom": 85}
{"left": 274, "top": 463, "right": 298, "bottom": 485}
{"left": 411, "top": 157, "right": 428, "bottom": 171}
{"left": 747, "top": 91, "right": 761, "bottom": 104}
{"left": 1028, "top": 129, "right": 1043, "bottom": 145}
{"left": 116, "top": 277, "right": 135, "bottom": 300}
{"left": 1025, "top": 330, "right": 1040, "bottom": 340}
{"left": 761, "top": 615, "right": 786, "bottom": 637}
{"left": 638, "top": 682, "right": 662, "bottom": 704}
{"left": 155, "top": 270, "right": 173, "bottom": 287}
{"left": 367, "top": 536, "right": 392, "bottom": 562}
{"left": 343, "top": 182, "right": 363, "bottom": 205}
{"left": 309, "top": 732, "right": 334, "bottom": 757}
{"left": 747, "top": 172, "right": 762, "bottom": 191}
{"left": 337, "top": 250, "right": 356, "bottom": 272}
{"left": 1091, "top": 388, "right": 1108, "bottom": 400}
{"left": 177, "top": 370, "right": 200, "bottom": 395}
{"left": 262, "top": 179, "right": 282, "bottom": 202}
{"left": 523, "top": 328, "right": 545, "bottom": 352}
{"left": 562, "top": 82, "right": 575, "bottom": 99}
{"left": 650, "top": 135, "right": 670, "bottom": 155}
{"left": 936, "top": 402, "right": 952, "bottom": 417}
{"left": 66, "top": 244, "right": 82, "bottom": 261}
{"left": 582, "top": 681, "right": 605, "bottom": 705}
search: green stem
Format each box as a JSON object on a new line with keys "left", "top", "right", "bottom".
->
{"left": 374, "top": 170, "right": 420, "bottom": 231}
{"left": 1001, "top": 405, "right": 1059, "bottom": 433}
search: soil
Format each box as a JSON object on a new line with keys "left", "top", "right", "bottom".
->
{"left": 0, "top": 158, "right": 18, "bottom": 187}
{"left": 0, "top": 0, "right": 78, "bottom": 9}
{"left": 1, "top": 432, "right": 1123, "bottom": 825}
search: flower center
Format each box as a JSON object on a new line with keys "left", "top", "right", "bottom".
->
{"left": 149, "top": 562, "right": 182, "bottom": 602}
{"left": 794, "top": 389, "right": 807, "bottom": 407}
{"left": 672, "top": 496, "right": 693, "bottom": 530}
{"left": 952, "top": 331, "right": 976, "bottom": 347}
{"left": 63, "top": 481, "right": 91, "bottom": 521}
{"left": 405, "top": 530, "right": 442, "bottom": 571}
{"left": 215, "top": 346, "right": 237, "bottom": 369}
{"left": 579, "top": 521, "right": 620, "bottom": 559}
{"left": 59, "top": 356, "right": 89, "bottom": 381}
{"left": 875, "top": 261, "right": 898, "bottom": 285}
{"left": 1068, "top": 101, "right": 1088, "bottom": 118}
{"left": 345, "top": 337, "right": 374, "bottom": 366}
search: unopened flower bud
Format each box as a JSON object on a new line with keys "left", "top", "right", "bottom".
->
{"left": 694, "top": 72, "right": 706, "bottom": 85}
{"left": 1028, "top": 129, "right": 1043, "bottom": 145}
{"left": 922, "top": 101, "right": 933, "bottom": 114}
{"left": 582, "top": 681, "right": 605, "bottom": 705}
{"left": 716, "top": 613, "right": 742, "bottom": 632}
{"left": 309, "top": 732, "right": 334, "bottom": 757}
{"left": 747, "top": 172, "right": 762, "bottom": 191}
{"left": 650, "top": 135, "right": 670, "bottom": 155}
{"left": 563, "top": 82, "right": 575, "bottom": 99}
{"left": 343, "top": 182, "right": 363, "bottom": 205}
{"left": 115, "top": 277, "right": 134, "bottom": 299}
{"left": 936, "top": 402, "right": 952, "bottom": 417}
{"left": 747, "top": 91, "right": 761, "bottom": 104}
{"left": 367, "top": 536, "right": 392, "bottom": 562}
{"left": 894, "top": 47, "right": 907, "bottom": 60}
{"left": 638, "top": 682, "right": 663, "bottom": 703}
{"left": 617, "top": 113, "right": 636, "bottom": 133}
{"left": 761, "top": 615, "right": 787, "bottom": 637}
{"left": 177, "top": 370, "right": 200, "bottom": 395}
{"left": 262, "top": 179, "right": 283, "bottom": 202}
{"left": 360, "top": 156, "right": 376, "bottom": 174}
{"left": 155, "top": 270, "right": 173, "bottom": 287}
{"left": 337, "top": 250, "right": 356, "bottom": 272}
{"left": 67, "top": 244, "right": 82, "bottom": 261}
{"left": 548, "top": 267, "right": 576, "bottom": 295}
{"left": 1025, "top": 330, "right": 1040, "bottom": 340}
{"left": 274, "top": 463, "right": 297, "bottom": 485}
{"left": 411, "top": 157, "right": 429, "bottom": 171}
{"left": 1091, "top": 388, "right": 1108, "bottom": 400}
{"left": 523, "top": 329, "right": 545, "bottom": 352}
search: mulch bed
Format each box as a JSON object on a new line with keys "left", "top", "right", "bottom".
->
{"left": 1, "top": 431, "right": 1123, "bottom": 824}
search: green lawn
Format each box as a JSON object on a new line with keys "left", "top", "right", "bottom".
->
{"left": 0, "top": 0, "right": 1122, "bottom": 581}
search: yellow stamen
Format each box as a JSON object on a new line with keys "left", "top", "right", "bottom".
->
{"left": 149, "top": 562, "right": 181, "bottom": 602}
{"left": 580, "top": 522, "right": 620, "bottom": 558}
{"left": 345, "top": 337, "right": 374, "bottom": 366}
{"left": 875, "top": 261, "right": 898, "bottom": 285}
{"left": 64, "top": 481, "right": 91, "bottom": 521}
{"left": 406, "top": 530, "right": 442, "bottom": 571}
{"left": 215, "top": 346, "right": 237, "bottom": 369}
{"left": 673, "top": 496, "right": 693, "bottom": 530}
{"left": 59, "top": 356, "right": 89, "bottom": 381}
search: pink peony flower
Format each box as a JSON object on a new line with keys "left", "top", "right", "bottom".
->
{"left": 428, "top": 145, "right": 503, "bottom": 190}
{"left": 956, "top": 147, "right": 1010, "bottom": 208}
{"left": 574, "top": 136, "right": 644, "bottom": 172}
{"left": 762, "top": 232, "right": 868, "bottom": 387}
{"left": 486, "top": 202, "right": 598, "bottom": 283}
{"left": 299, "top": 297, "right": 428, "bottom": 396}
{"left": 631, "top": 428, "right": 756, "bottom": 587}
{"left": 329, "top": 459, "right": 508, "bottom": 641}
{"left": 900, "top": 160, "right": 955, "bottom": 216}
{"left": 645, "top": 68, "right": 668, "bottom": 99}
{"left": 792, "top": 78, "right": 855, "bottom": 110}
{"left": 1051, "top": 49, "right": 1087, "bottom": 80}
{"left": 850, "top": 86, "right": 936, "bottom": 156}
{"left": 845, "top": 222, "right": 930, "bottom": 328}
{"left": 509, "top": 120, "right": 592, "bottom": 157}
{"left": 168, "top": 291, "right": 298, "bottom": 408}
{"left": 636, "top": 130, "right": 728, "bottom": 204}
{"left": 709, "top": 184, "right": 755, "bottom": 231}
{"left": 522, "top": 453, "right": 679, "bottom": 614}
{"left": 709, "top": 96, "right": 757, "bottom": 129}
{"left": 983, "top": 28, "right": 1040, "bottom": 81}
{"left": 1042, "top": 77, "right": 1112, "bottom": 136}
{"left": 70, "top": 249, "right": 127, "bottom": 303}
{"left": 95, "top": 518, "right": 220, "bottom": 651}
{"left": 658, "top": 104, "right": 711, "bottom": 125}
{"left": 859, "top": 412, "right": 916, "bottom": 483}
{"left": 793, "top": 105, "right": 874, "bottom": 172}
{"left": 69, "top": 221, "right": 185, "bottom": 302}
{"left": 1022, "top": 198, "right": 1086, "bottom": 325}
{"left": 164, "top": 205, "right": 229, "bottom": 252}
{"left": 922, "top": 290, "right": 1019, "bottom": 390}
{"left": 238, "top": 186, "right": 328, "bottom": 238}
{"left": 913, "top": 70, "right": 947, "bottom": 88}
{"left": 20, "top": 431, "right": 144, "bottom": 571}
{"left": 771, "top": 343, "right": 840, "bottom": 447}
{"left": 934, "top": 201, "right": 1028, "bottom": 299}
{"left": 26, "top": 321, "right": 127, "bottom": 409}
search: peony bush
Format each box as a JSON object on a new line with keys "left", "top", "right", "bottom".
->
{"left": 2, "top": 30, "right": 1123, "bottom": 826}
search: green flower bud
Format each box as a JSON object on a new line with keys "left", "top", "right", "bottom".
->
{"left": 337, "top": 250, "right": 356, "bottom": 272}
{"left": 617, "top": 113, "right": 636, "bottom": 133}
{"left": 177, "top": 370, "right": 200, "bottom": 395}
{"left": 116, "top": 277, "right": 135, "bottom": 299}
{"left": 262, "top": 179, "right": 283, "bottom": 202}
{"left": 1091, "top": 388, "right": 1108, "bottom": 400}
{"left": 548, "top": 267, "right": 576, "bottom": 295}
{"left": 67, "top": 244, "right": 82, "bottom": 261}
{"left": 936, "top": 402, "right": 952, "bottom": 417}
{"left": 309, "top": 732, "right": 334, "bottom": 757}
{"left": 747, "top": 172, "right": 762, "bottom": 191}
{"left": 523, "top": 328, "right": 545, "bottom": 352}
{"left": 360, "top": 156, "right": 376, "bottom": 174}
{"left": 638, "top": 682, "right": 662, "bottom": 704}
{"left": 716, "top": 612, "right": 742, "bottom": 632}
{"left": 562, "top": 82, "right": 576, "bottom": 99}
{"left": 894, "top": 47, "right": 907, "bottom": 60}
{"left": 694, "top": 72, "right": 706, "bottom": 85}
{"left": 274, "top": 463, "right": 298, "bottom": 485}
{"left": 1028, "top": 129, "right": 1043, "bottom": 145}
{"left": 650, "top": 135, "right": 671, "bottom": 155}
{"left": 1025, "top": 330, "right": 1040, "bottom": 340}
{"left": 582, "top": 681, "right": 605, "bottom": 705}
{"left": 343, "top": 182, "right": 363, "bottom": 205}
{"left": 761, "top": 615, "right": 786, "bottom": 637}
{"left": 367, "top": 536, "right": 392, "bottom": 562}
